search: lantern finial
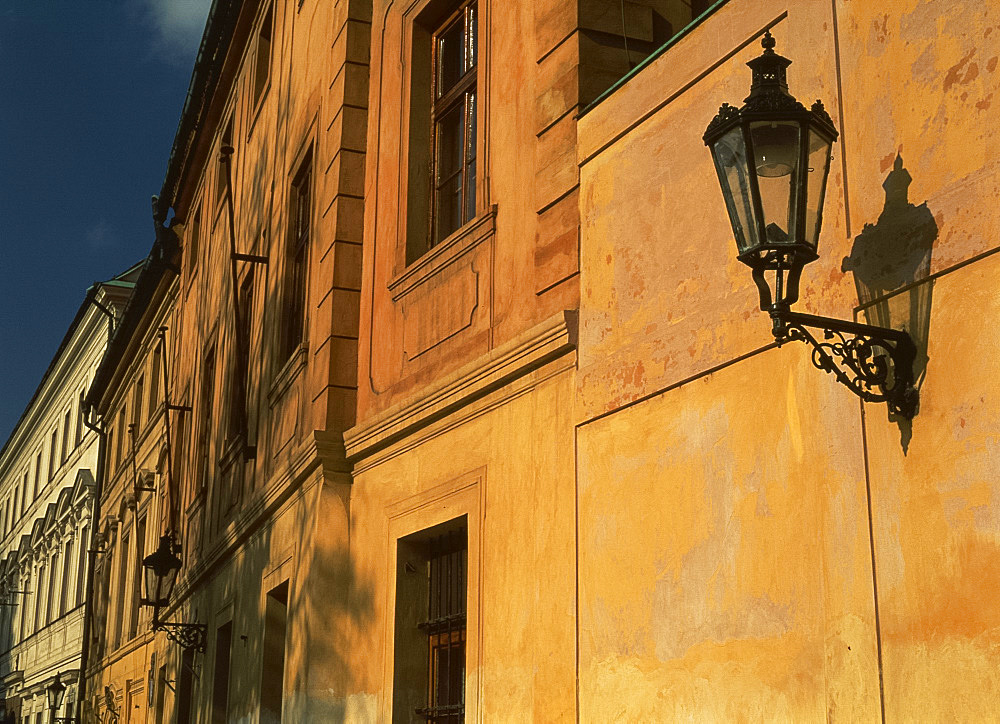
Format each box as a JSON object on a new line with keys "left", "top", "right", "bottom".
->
{"left": 761, "top": 29, "right": 776, "bottom": 52}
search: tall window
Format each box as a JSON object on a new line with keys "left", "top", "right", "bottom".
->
{"left": 431, "top": 0, "right": 477, "bottom": 244}
{"left": 149, "top": 348, "right": 162, "bottom": 415}
{"left": 393, "top": 519, "right": 468, "bottom": 724}
{"left": 76, "top": 390, "right": 86, "bottom": 446}
{"left": 187, "top": 205, "right": 202, "bottom": 276}
{"left": 229, "top": 271, "right": 254, "bottom": 439}
{"left": 211, "top": 621, "right": 233, "bottom": 724}
{"left": 62, "top": 410, "right": 71, "bottom": 462}
{"left": 76, "top": 525, "right": 89, "bottom": 607}
{"left": 128, "top": 516, "right": 146, "bottom": 639}
{"left": 134, "top": 375, "right": 145, "bottom": 430}
{"left": 113, "top": 533, "right": 129, "bottom": 648}
{"left": 252, "top": 5, "right": 273, "bottom": 108}
{"left": 260, "top": 581, "right": 289, "bottom": 722}
{"left": 107, "top": 427, "right": 115, "bottom": 475}
{"left": 49, "top": 429, "right": 58, "bottom": 480}
{"left": 197, "top": 348, "right": 217, "bottom": 491}
{"left": 116, "top": 408, "right": 127, "bottom": 469}
{"left": 62, "top": 539, "right": 73, "bottom": 616}
{"left": 47, "top": 552, "right": 58, "bottom": 625}
{"left": 282, "top": 154, "right": 312, "bottom": 360}
{"left": 177, "top": 647, "right": 196, "bottom": 724}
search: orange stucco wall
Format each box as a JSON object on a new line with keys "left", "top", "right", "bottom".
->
{"left": 576, "top": 0, "right": 1000, "bottom": 719}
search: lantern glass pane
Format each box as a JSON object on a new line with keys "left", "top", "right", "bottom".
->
{"left": 711, "top": 127, "right": 759, "bottom": 253}
{"left": 144, "top": 564, "right": 160, "bottom": 604}
{"left": 750, "top": 121, "right": 800, "bottom": 244}
{"left": 804, "top": 128, "right": 833, "bottom": 246}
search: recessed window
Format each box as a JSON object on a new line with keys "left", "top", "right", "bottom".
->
{"left": 261, "top": 581, "right": 289, "bottom": 722}
{"left": 76, "top": 389, "right": 85, "bottom": 446}
{"left": 393, "top": 517, "right": 468, "bottom": 724}
{"left": 252, "top": 6, "right": 274, "bottom": 109}
{"left": 188, "top": 204, "right": 202, "bottom": 277}
{"left": 407, "top": 1, "right": 479, "bottom": 264}
{"left": 49, "top": 429, "right": 58, "bottom": 480}
{"left": 282, "top": 152, "right": 312, "bottom": 361}
{"left": 62, "top": 409, "right": 71, "bottom": 462}
{"left": 197, "top": 347, "right": 217, "bottom": 491}
{"left": 134, "top": 375, "right": 145, "bottom": 430}
{"left": 149, "top": 347, "right": 162, "bottom": 414}
{"left": 229, "top": 271, "right": 254, "bottom": 439}
{"left": 212, "top": 621, "right": 233, "bottom": 724}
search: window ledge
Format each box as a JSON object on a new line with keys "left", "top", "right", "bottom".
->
{"left": 389, "top": 206, "right": 497, "bottom": 302}
{"left": 269, "top": 344, "right": 308, "bottom": 405}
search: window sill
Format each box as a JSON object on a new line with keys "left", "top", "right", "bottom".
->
{"left": 269, "top": 344, "right": 308, "bottom": 406}
{"left": 389, "top": 206, "right": 497, "bottom": 302}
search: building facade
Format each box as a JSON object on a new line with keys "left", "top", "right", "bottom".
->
{"left": 85, "top": 0, "right": 370, "bottom": 721}
{"left": 83, "top": 0, "right": 1000, "bottom": 721}
{"left": 0, "top": 270, "right": 136, "bottom": 724}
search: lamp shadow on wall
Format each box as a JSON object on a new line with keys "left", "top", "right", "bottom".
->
{"left": 841, "top": 155, "right": 938, "bottom": 453}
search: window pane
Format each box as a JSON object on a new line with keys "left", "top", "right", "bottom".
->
{"left": 436, "top": 103, "right": 464, "bottom": 183}
{"left": 436, "top": 174, "right": 464, "bottom": 241}
{"left": 465, "top": 4, "right": 477, "bottom": 72}
{"left": 712, "top": 127, "right": 759, "bottom": 254}
{"left": 750, "top": 121, "right": 800, "bottom": 244}
{"left": 464, "top": 91, "right": 476, "bottom": 222}
{"left": 436, "top": 18, "right": 464, "bottom": 97}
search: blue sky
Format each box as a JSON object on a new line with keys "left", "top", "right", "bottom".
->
{"left": 0, "top": 0, "right": 212, "bottom": 442}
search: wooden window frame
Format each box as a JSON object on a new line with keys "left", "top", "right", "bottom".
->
{"left": 281, "top": 151, "right": 313, "bottom": 362}
{"left": 428, "top": 0, "right": 478, "bottom": 247}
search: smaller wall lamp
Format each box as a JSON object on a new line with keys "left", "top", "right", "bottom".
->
{"left": 140, "top": 534, "right": 207, "bottom": 652}
{"left": 46, "top": 673, "right": 77, "bottom": 723}
{"left": 704, "top": 31, "right": 917, "bottom": 418}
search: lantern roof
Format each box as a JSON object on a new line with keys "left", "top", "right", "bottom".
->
{"left": 704, "top": 31, "right": 838, "bottom": 142}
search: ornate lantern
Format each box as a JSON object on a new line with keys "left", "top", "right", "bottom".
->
{"left": 142, "top": 535, "right": 181, "bottom": 608}
{"left": 704, "top": 30, "right": 838, "bottom": 314}
{"left": 139, "top": 534, "right": 206, "bottom": 652}
{"left": 704, "top": 31, "right": 918, "bottom": 418}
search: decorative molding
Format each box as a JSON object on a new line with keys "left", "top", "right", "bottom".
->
{"left": 388, "top": 206, "right": 497, "bottom": 302}
{"left": 345, "top": 309, "right": 578, "bottom": 463}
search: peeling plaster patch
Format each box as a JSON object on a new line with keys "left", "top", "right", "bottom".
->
{"left": 987, "top": 56, "right": 998, "bottom": 72}
{"left": 943, "top": 49, "right": 976, "bottom": 92}
{"left": 975, "top": 93, "right": 992, "bottom": 111}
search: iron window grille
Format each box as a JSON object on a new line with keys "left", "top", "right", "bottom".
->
{"left": 416, "top": 530, "right": 467, "bottom": 723}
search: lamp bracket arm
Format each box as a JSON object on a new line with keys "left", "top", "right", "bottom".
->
{"left": 153, "top": 620, "right": 207, "bottom": 653}
{"left": 770, "top": 310, "right": 918, "bottom": 419}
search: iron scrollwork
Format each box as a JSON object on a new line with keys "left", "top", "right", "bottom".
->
{"left": 155, "top": 620, "right": 207, "bottom": 653}
{"left": 771, "top": 310, "right": 918, "bottom": 418}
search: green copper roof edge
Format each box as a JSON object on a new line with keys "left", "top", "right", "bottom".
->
{"left": 579, "top": 0, "right": 732, "bottom": 118}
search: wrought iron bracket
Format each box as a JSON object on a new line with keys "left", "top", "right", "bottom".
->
{"left": 166, "top": 404, "right": 192, "bottom": 413}
{"left": 770, "top": 309, "right": 918, "bottom": 419}
{"left": 154, "top": 619, "right": 207, "bottom": 653}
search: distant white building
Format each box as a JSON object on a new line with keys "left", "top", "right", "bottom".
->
{"left": 0, "top": 267, "right": 138, "bottom": 724}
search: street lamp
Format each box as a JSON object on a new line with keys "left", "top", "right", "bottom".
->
{"left": 704, "top": 31, "right": 917, "bottom": 418}
{"left": 140, "top": 534, "right": 206, "bottom": 652}
{"left": 46, "top": 673, "right": 76, "bottom": 723}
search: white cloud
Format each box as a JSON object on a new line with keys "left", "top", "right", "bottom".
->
{"left": 140, "top": 0, "right": 213, "bottom": 64}
{"left": 86, "top": 219, "right": 118, "bottom": 251}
